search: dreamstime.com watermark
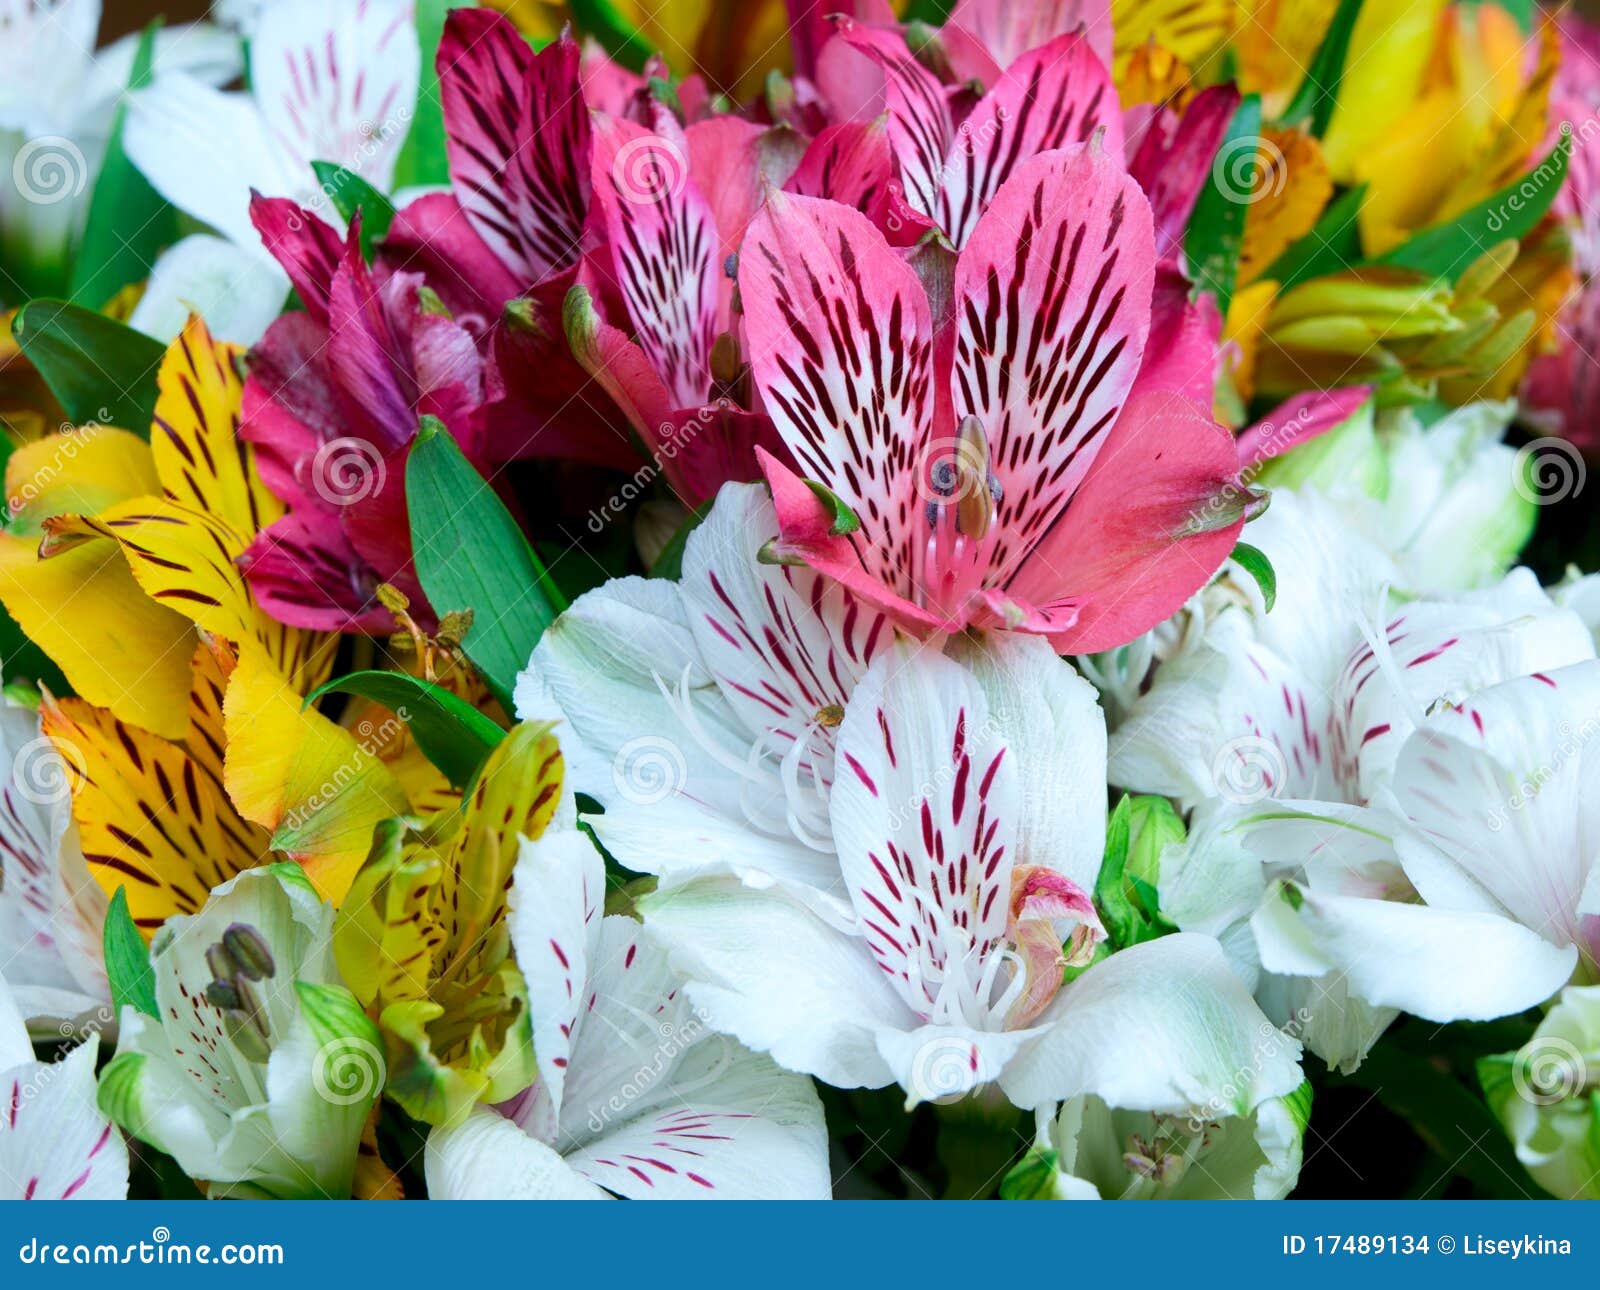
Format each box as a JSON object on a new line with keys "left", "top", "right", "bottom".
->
{"left": 18, "top": 1227, "right": 284, "bottom": 1267}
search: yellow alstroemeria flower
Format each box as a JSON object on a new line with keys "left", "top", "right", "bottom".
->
{"left": 334, "top": 721, "right": 565, "bottom": 1128}
{"left": 24, "top": 317, "right": 427, "bottom": 913}
{"left": 1234, "top": 0, "right": 1340, "bottom": 118}
{"left": 1324, "top": 2, "right": 1557, "bottom": 255}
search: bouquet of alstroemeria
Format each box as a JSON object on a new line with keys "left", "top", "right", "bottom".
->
{"left": 2, "top": 0, "right": 1600, "bottom": 1203}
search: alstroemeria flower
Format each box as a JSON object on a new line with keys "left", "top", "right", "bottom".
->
{"left": 124, "top": 0, "right": 418, "bottom": 345}
{"left": 424, "top": 825, "right": 832, "bottom": 1199}
{"left": 0, "top": 0, "right": 238, "bottom": 302}
{"left": 517, "top": 483, "right": 893, "bottom": 885}
{"left": 382, "top": 13, "right": 635, "bottom": 469}
{"left": 1010, "top": 1082, "right": 1309, "bottom": 1200}
{"left": 639, "top": 633, "right": 1303, "bottom": 1110}
{"left": 1251, "top": 660, "right": 1600, "bottom": 1047}
{"left": 97, "top": 864, "right": 381, "bottom": 1199}
{"left": 0, "top": 694, "right": 108, "bottom": 1032}
{"left": 240, "top": 197, "right": 486, "bottom": 632}
{"left": 565, "top": 103, "right": 790, "bottom": 505}
{"left": 0, "top": 973, "right": 127, "bottom": 1199}
{"left": 1110, "top": 488, "right": 1595, "bottom": 1068}
{"left": 741, "top": 145, "right": 1246, "bottom": 653}
{"left": 1481, "top": 983, "right": 1600, "bottom": 1199}
{"left": 332, "top": 721, "right": 564, "bottom": 1127}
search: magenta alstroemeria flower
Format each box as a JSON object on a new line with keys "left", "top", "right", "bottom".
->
{"left": 739, "top": 143, "right": 1249, "bottom": 653}
{"left": 379, "top": 11, "right": 638, "bottom": 471}
{"left": 238, "top": 196, "right": 486, "bottom": 632}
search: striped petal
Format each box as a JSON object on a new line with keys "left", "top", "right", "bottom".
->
{"left": 946, "top": 0, "right": 1114, "bottom": 80}
{"left": 739, "top": 189, "right": 933, "bottom": 602}
{"left": 0, "top": 1036, "right": 128, "bottom": 1200}
{"left": 830, "top": 643, "right": 1022, "bottom": 1026}
{"left": 589, "top": 112, "right": 718, "bottom": 410}
{"left": 836, "top": 22, "right": 953, "bottom": 231}
{"left": 250, "top": 0, "right": 419, "bottom": 194}
{"left": 936, "top": 33, "right": 1123, "bottom": 250}
{"left": 785, "top": 120, "right": 895, "bottom": 223}
{"left": 951, "top": 144, "right": 1154, "bottom": 586}
{"left": 42, "top": 643, "right": 271, "bottom": 932}
{"left": 438, "top": 12, "right": 590, "bottom": 287}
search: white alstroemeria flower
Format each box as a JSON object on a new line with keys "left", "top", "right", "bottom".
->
{"left": 425, "top": 827, "right": 831, "bottom": 1200}
{"left": 0, "top": 972, "right": 127, "bottom": 1198}
{"left": 96, "top": 864, "right": 382, "bottom": 1199}
{"left": 0, "top": 698, "right": 109, "bottom": 1032}
{"left": 1111, "top": 490, "right": 1594, "bottom": 1070}
{"left": 516, "top": 483, "right": 896, "bottom": 909}
{"left": 1481, "top": 984, "right": 1600, "bottom": 1199}
{"left": 1011, "top": 1081, "right": 1310, "bottom": 1200}
{"left": 0, "top": 0, "right": 238, "bottom": 295}
{"left": 1251, "top": 660, "right": 1600, "bottom": 1063}
{"left": 641, "top": 634, "right": 1303, "bottom": 1112}
{"left": 1252, "top": 398, "right": 1535, "bottom": 594}
{"left": 124, "top": 0, "right": 419, "bottom": 343}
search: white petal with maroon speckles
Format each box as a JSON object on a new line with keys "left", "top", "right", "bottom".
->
{"left": 510, "top": 829, "right": 606, "bottom": 1125}
{"left": 0, "top": 1027, "right": 128, "bottom": 1200}
{"left": 831, "top": 642, "right": 1021, "bottom": 1025}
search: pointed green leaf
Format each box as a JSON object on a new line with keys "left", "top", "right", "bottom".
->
{"left": 1184, "top": 94, "right": 1263, "bottom": 316}
{"left": 11, "top": 299, "right": 164, "bottom": 433}
{"left": 1377, "top": 137, "right": 1570, "bottom": 283}
{"left": 1278, "top": 0, "right": 1364, "bottom": 137}
{"left": 103, "top": 886, "right": 158, "bottom": 1018}
{"left": 309, "top": 162, "right": 396, "bottom": 261}
{"left": 69, "top": 24, "right": 176, "bottom": 308}
{"left": 406, "top": 417, "right": 563, "bottom": 711}
{"left": 306, "top": 670, "right": 504, "bottom": 791}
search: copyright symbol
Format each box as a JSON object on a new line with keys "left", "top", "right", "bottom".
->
{"left": 1437, "top": 1235, "right": 1455, "bottom": 1254}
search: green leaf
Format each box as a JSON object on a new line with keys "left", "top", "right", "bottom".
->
{"left": 390, "top": 0, "right": 457, "bottom": 189}
{"left": 647, "top": 499, "right": 713, "bottom": 580}
{"left": 309, "top": 162, "right": 396, "bottom": 261}
{"left": 569, "top": 0, "right": 655, "bottom": 71}
{"left": 1263, "top": 183, "right": 1366, "bottom": 292}
{"left": 103, "top": 887, "right": 158, "bottom": 1018}
{"left": 1278, "top": 0, "right": 1363, "bottom": 137}
{"left": 1377, "top": 137, "right": 1570, "bottom": 283}
{"left": 406, "top": 417, "right": 563, "bottom": 711}
{"left": 11, "top": 299, "right": 164, "bottom": 433}
{"left": 1184, "top": 94, "right": 1263, "bottom": 317}
{"left": 306, "top": 670, "right": 504, "bottom": 791}
{"left": 1230, "top": 541, "right": 1277, "bottom": 612}
{"left": 69, "top": 24, "right": 175, "bottom": 309}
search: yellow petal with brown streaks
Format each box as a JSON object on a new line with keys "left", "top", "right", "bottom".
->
{"left": 223, "top": 641, "right": 410, "bottom": 905}
{"left": 41, "top": 642, "right": 271, "bottom": 931}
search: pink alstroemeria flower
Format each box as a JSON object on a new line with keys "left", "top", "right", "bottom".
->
{"left": 565, "top": 103, "right": 792, "bottom": 505}
{"left": 739, "top": 143, "right": 1249, "bottom": 654}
